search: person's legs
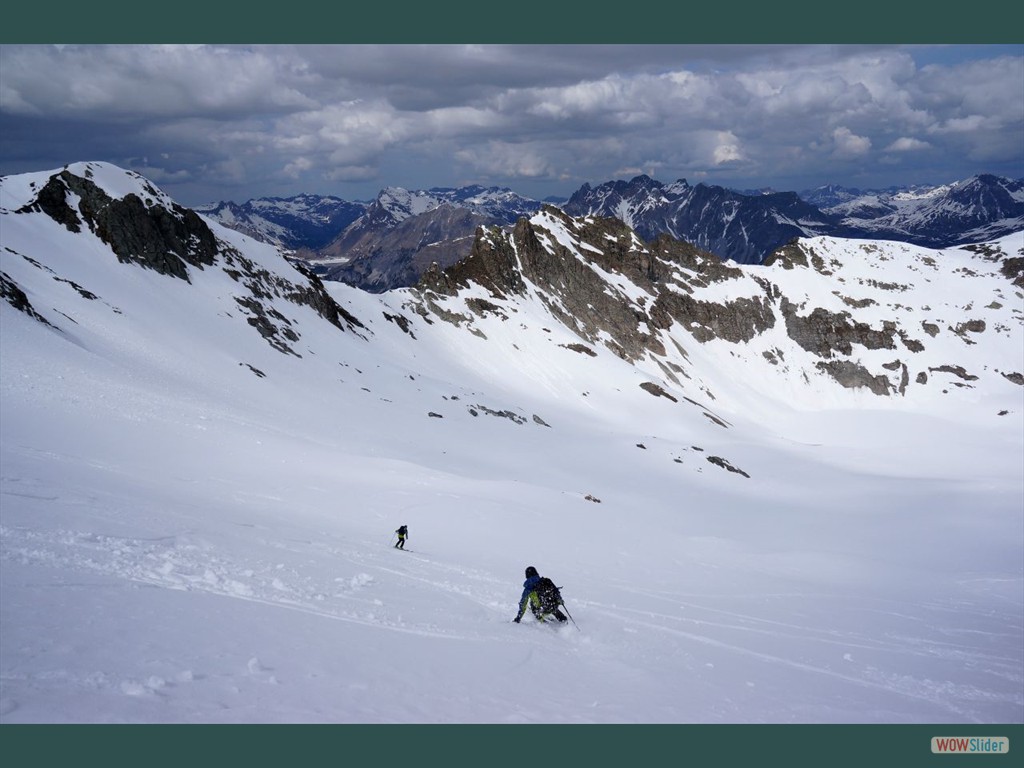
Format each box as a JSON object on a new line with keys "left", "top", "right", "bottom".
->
{"left": 530, "top": 592, "right": 543, "bottom": 620}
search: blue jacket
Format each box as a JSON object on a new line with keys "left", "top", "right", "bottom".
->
{"left": 520, "top": 574, "right": 541, "bottom": 605}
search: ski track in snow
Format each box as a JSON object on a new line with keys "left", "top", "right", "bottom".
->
{"left": 0, "top": 521, "right": 485, "bottom": 640}
{"left": 3, "top": 510, "right": 1019, "bottom": 724}
{"left": 580, "top": 599, "right": 1018, "bottom": 723}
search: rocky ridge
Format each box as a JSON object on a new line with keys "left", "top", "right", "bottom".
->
{"left": 3, "top": 162, "right": 365, "bottom": 358}
{"left": 406, "top": 205, "right": 1024, "bottom": 404}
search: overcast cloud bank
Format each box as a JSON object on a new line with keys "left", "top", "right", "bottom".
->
{"left": 1, "top": 44, "right": 1021, "bottom": 205}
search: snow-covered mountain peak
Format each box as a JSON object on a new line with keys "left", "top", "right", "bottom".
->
{"left": 1, "top": 161, "right": 175, "bottom": 213}
{"left": 2, "top": 163, "right": 1021, "bottom": 725}
{"left": 376, "top": 186, "right": 442, "bottom": 219}
{"left": 891, "top": 183, "right": 954, "bottom": 202}
{"left": 412, "top": 203, "right": 1023, "bottom": 416}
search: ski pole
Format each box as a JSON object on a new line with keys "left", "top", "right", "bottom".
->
{"left": 561, "top": 602, "right": 580, "bottom": 631}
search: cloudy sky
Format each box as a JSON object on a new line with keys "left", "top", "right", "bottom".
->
{"left": 1, "top": 44, "right": 1022, "bottom": 205}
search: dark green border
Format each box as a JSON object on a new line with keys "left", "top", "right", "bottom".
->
{"left": 2, "top": 3, "right": 1020, "bottom": 767}
{"left": 2, "top": 724, "right": 1023, "bottom": 767}
{"left": 1, "top": 1, "right": 1020, "bottom": 42}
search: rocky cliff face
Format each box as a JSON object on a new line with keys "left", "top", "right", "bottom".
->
{"left": 21, "top": 168, "right": 221, "bottom": 281}
{"left": 408, "top": 205, "right": 1023, "bottom": 403}
{"left": 4, "top": 163, "right": 364, "bottom": 356}
{"left": 318, "top": 204, "right": 494, "bottom": 292}
{"left": 308, "top": 186, "right": 543, "bottom": 292}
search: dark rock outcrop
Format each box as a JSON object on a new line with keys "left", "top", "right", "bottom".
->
{"left": 11, "top": 166, "right": 366, "bottom": 355}
{"left": 20, "top": 170, "right": 220, "bottom": 281}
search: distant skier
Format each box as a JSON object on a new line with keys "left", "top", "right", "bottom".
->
{"left": 513, "top": 566, "right": 567, "bottom": 623}
{"left": 394, "top": 525, "right": 409, "bottom": 550}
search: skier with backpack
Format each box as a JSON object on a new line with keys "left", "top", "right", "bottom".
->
{"left": 394, "top": 525, "right": 408, "bottom": 550}
{"left": 513, "top": 566, "right": 567, "bottom": 624}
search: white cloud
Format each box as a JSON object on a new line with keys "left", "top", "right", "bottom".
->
{"left": 323, "top": 165, "right": 378, "bottom": 183}
{"left": 712, "top": 132, "right": 745, "bottom": 165}
{"left": 2, "top": 44, "right": 1020, "bottom": 201}
{"left": 454, "top": 140, "right": 555, "bottom": 178}
{"left": 283, "top": 157, "right": 313, "bottom": 178}
{"left": 0, "top": 45, "right": 318, "bottom": 118}
{"left": 831, "top": 127, "right": 872, "bottom": 158}
{"left": 930, "top": 114, "right": 990, "bottom": 134}
{"left": 884, "top": 137, "right": 931, "bottom": 152}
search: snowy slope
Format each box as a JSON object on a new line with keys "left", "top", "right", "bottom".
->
{"left": 1, "top": 163, "right": 1022, "bottom": 724}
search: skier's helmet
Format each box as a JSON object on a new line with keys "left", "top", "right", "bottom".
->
{"left": 525, "top": 566, "right": 538, "bottom": 578}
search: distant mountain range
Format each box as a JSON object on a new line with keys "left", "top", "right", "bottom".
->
{"left": 196, "top": 194, "right": 366, "bottom": 252}
{"left": 805, "top": 174, "right": 1024, "bottom": 246}
{"left": 195, "top": 173, "right": 1024, "bottom": 292}
{"left": 308, "top": 186, "right": 542, "bottom": 292}
{"left": 6, "top": 161, "right": 1022, "bottom": 411}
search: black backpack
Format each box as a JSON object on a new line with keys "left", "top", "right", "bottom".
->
{"left": 535, "top": 577, "right": 562, "bottom": 610}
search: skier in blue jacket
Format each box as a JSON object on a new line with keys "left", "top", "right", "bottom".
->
{"left": 513, "top": 565, "right": 567, "bottom": 623}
